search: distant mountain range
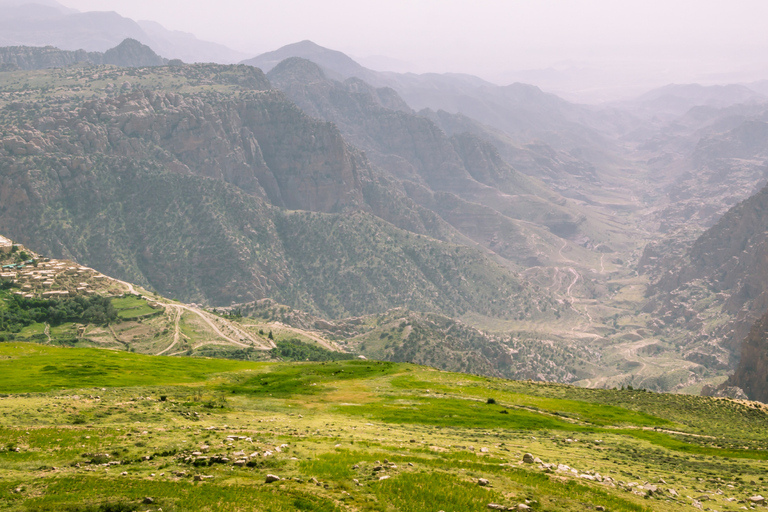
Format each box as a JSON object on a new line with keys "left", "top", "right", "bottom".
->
{"left": 0, "top": 0, "right": 248, "bottom": 63}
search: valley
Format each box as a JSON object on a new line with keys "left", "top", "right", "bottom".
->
{"left": 0, "top": 4, "right": 768, "bottom": 510}
{"left": 1, "top": 39, "right": 766, "bottom": 397}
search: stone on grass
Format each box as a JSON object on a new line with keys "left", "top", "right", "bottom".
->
{"left": 750, "top": 495, "right": 765, "bottom": 504}
{"left": 487, "top": 504, "right": 505, "bottom": 510}
{"left": 379, "top": 475, "right": 390, "bottom": 481}
{"left": 522, "top": 453, "right": 535, "bottom": 463}
{"left": 517, "top": 504, "right": 531, "bottom": 511}
{"left": 478, "top": 478, "right": 490, "bottom": 486}
{"left": 265, "top": 474, "right": 281, "bottom": 483}
{"left": 143, "top": 497, "right": 154, "bottom": 504}
{"left": 596, "top": 507, "right": 605, "bottom": 511}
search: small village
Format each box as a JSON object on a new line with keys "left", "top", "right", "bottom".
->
{"left": 0, "top": 235, "right": 116, "bottom": 299}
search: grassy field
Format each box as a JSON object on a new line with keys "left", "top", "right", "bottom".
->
{"left": 0, "top": 343, "right": 767, "bottom": 511}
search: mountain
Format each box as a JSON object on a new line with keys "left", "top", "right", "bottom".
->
{"left": 723, "top": 308, "right": 768, "bottom": 402}
{"left": 617, "top": 83, "right": 766, "bottom": 121}
{"left": 644, "top": 179, "right": 768, "bottom": 374}
{"left": 265, "top": 57, "right": 599, "bottom": 268}
{"left": 0, "top": 0, "right": 246, "bottom": 63}
{"left": 0, "top": 61, "right": 560, "bottom": 323}
{"left": 243, "top": 41, "right": 627, "bottom": 148}
{"left": 242, "top": 39, "right": 376, "bottom": 82}
{"left": 0, "top": 38, "right": 167, "bottom": 70}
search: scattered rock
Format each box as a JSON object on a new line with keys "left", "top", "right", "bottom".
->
{"left": 522, "top": 453, "right": 535, "bottom": 463}
{"left": 379, "top": 475, "right": 390, "bottom": 481}
{"left": 142, "top": 497, "right": 154, "bottom": 504}
{"left": 596, "top": 507, "right": 605, "bottom": 512}
{"left": 487, "top": 504, "right": 505, "bottom": 510}
{"left": 750, "top": 495, "right": 765, "bottom": 504}
{"left": 668, "top": 489, "right": 679, "bottom": 497}
{"left": 516, "top": 504, "right": 531, "bottom": 511}
{"left": 478, "top": 478, "right": 490, "bottom": 487}
{"left": 265, "top": 474, "right": 281, "bottom": 483}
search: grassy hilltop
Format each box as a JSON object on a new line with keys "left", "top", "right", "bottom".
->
{"left": 1, "top": 343, "right": 767, "bottom": 511}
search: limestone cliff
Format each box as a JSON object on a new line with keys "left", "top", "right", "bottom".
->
{"left": 725, "top": 308, "right": 768, "bottom": 402}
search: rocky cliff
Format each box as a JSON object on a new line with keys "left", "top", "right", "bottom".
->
{"left": 0, "top": 38, "right": 167, "bottom": 70}
{"left": 724, "top": 308, "right": 768, "bottom": 402}
{"left": 0, "top": 62, "right": 556, "bottom": 321}
{"left": 266, "top": 57, "right": 591, "bottom": 266}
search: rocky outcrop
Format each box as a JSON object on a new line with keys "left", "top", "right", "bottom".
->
{"left": 0, "top": 38, "right": 167, "bottom": 70}
{"left": 650, "top": 182, "right": 768, "bottom": 354}
{"left": 102, "top": 38, "right": 167, "bottom": 67}
{"left": 724, "top": 309, "right": 768, "bottom": 402}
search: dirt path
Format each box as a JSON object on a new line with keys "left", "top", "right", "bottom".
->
{"left": 114, "top": 279, "right": 137, "bottom": 295}
{"left": 156, "top": 306, "right": 182, "bottom": 356}
{"left": 177, "top": 304, "right": 272, "bottom": 349}
{"left": 44, "top": 323, "right": 51, "bottom": 343}
{"left": 600, "top": 254, "right": 605, "bottom": 274}
{"left": 566, "top": 268, "right": 580, "bottom": 299}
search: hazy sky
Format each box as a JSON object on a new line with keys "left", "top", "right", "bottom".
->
{"left": 57, "top": 0, "right": 768, "bottom": 100}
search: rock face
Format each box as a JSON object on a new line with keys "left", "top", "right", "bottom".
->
{"left": 0, "top": 38, "right": 167, "bottom": 70}
{"left": 642, "top": 173, "right": 768, "bottom": 379}
{"left": 0, "top": 62, "right": 550, "bottom": 321}
{"left": 724, "top": 309, "right": 768, "bottom": 402}
{"left": 266, "top": 57, "right": 586, "bottom": 267}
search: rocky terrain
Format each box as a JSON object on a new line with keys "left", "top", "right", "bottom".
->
{"left": 7, "top": 38, "right": 768, "bottom": 397}
{"left": 724, "top": 308, "right": 768, "bottom": 402}
{"left": 0, "top": 38, "right": 167, "bottom": 71}
{"left": 0, "top": 56, "right": 561, "bottom": 323}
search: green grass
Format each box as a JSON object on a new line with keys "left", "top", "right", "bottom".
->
{"left": 227, "top": 360, "right": 399, "bottom": 398}
{"left": 339, "top": 396, "right": 588, "bottom": 431}
{"left": 110, "top": 296, "right": 160, "bottom": 319}
{"left": 0, "top": 343, "right": 766, "bottom": 511}
{"left": 0, "top": 343, "right": 260, "bottom": 393}
{"left": 17, "top": 476, "right": 340, "bottom": 512}
{"left": 391, "top": 375, "right": 670, "bottom": 427}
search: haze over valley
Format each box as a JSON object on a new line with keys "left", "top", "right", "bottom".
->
{"left": 2, "top": 2, "right": 768, "bottom": 510}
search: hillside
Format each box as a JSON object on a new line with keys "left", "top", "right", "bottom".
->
{"left": 724, "top": 309, "right": 768, "bottom": 402}
{"left": 2, "top": 342, "right": 768, "bottom": 511}
{"left": 0, "top": 62, "right": 560, "bottom": 320}
{"left": 266, "top": 57, "right": 603, "bottom": 268}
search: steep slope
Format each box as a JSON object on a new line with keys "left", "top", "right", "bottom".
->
{"left": 724, "top": 308, "right": 768, "bottom": 402}
{"left": 0, "top": 62, "right": 551, "bottom": 321}
{"left": 246, "top": 41, "right": 648, "bottom": 218}
{"left": 646, "top": 181, "right": 768, "bottom": 363}
{"left": 265, "top": 58, "right": 597, "bottom": 266}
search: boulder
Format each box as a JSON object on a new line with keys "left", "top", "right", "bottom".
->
{"left": 750, "top": 495, "right": 766, "bottom": 504}
{"left": 487, "top": 504, "right": 505, "bottom": 510}
{"left": 522, "top": 453, "right": 535, "bottom": 463}
{"left": 265, "top": 474, "right": 281, "bottom": 483}
{"left": 478, "top": 478, "right": 490, "bottom": 486}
